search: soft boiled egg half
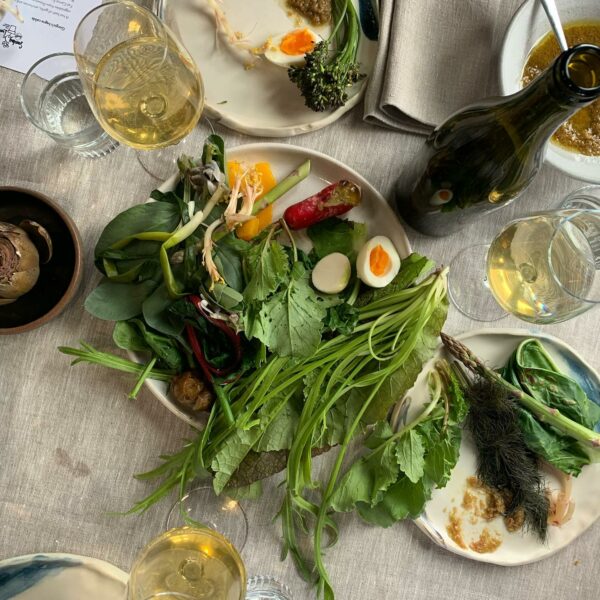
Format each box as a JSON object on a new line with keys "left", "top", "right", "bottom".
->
{"left": 357, "top": 236, "right": 401, "bottom": 288}
{"left": 264, "top": 28, "right": 320, "bottom": 67}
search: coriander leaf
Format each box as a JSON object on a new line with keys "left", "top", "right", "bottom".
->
{"left": 247, "top": 263, "right": 327, "bottom": 358}
{"left": 211, "top": 428, "right": 262, "bottom": 494}
{"left": 95, "top": 202, "right": 180, "bottom": 258}
{"left": 243, "top": 236, "right": 290, "bottom": 302}
{"left": 323, "top": 302, "right": 359, "bottom": 335}
{"left": 395, "top": 430, "right": 426, "bottom": 483}
{"left": 307, "top": 217, "right": 367, "bottom": 260}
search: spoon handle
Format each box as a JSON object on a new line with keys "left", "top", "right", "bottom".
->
{"left": 540, "top": 0, "right": 568, "bottom": 52}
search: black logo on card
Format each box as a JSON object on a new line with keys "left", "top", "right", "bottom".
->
{"left": 0, "top": 24, "right": 23, "bottom": 49}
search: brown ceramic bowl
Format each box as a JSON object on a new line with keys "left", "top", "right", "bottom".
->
{"left": 0, "top": 187, "right": 83, "bottom": 334}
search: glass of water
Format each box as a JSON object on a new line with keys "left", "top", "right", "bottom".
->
{"left": 20, "top": 52, "right": 118, "bottom": 158}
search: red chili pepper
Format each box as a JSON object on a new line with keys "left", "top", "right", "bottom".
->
{"left": 283, "top": 180, "right": 362, "bottom": 230}
{"left": 187, "top": 295, "right": 242, "bottom": 375}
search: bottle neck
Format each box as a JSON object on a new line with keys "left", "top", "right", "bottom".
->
{"left": 502, "top": 44, "right": 600, "bottom": 141}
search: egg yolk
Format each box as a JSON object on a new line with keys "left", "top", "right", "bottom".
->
{"left": 280, "top": 29, "right": 316, "bottom": 55}
{"left": 227, "top": 161, "right": 276, "bottom": 199}
{"left": 370, "top": 245, "right": 391, "bottom": 276}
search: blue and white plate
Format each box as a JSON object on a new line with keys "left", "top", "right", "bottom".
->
{"left": 0, "top": 554, "right": 127, "bottom": 600}
{"left": 391, "top": 329, "right": 600, "bottom": 566}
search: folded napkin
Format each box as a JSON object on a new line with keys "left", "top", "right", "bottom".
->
{"left": 364, "top": 0, "right": 525, "bottom": 134}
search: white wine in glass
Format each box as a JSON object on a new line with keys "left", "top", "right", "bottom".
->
{"left": 73, "top": 1, "right": 204, "bottom": 175}
{"left": 128, "top": 527, "right": 246, "bottom": 600}
{"left": 448, "top": 209, "right": 600, "bottom": 323}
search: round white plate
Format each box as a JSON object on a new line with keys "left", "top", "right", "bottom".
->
{"left": 166, "top": 0, "right": 378, "bottom": 137}
{"left": 0, "top": 553, "right": 127, "bottom": 600}
{"left": 140, "top": 142, "right": 411, "bottom": 427}
{"left": 499, "top": 0, "right": 600, "bottom": 184}
{"left": 390, "top": 328, "right": 600, "bottom": 566}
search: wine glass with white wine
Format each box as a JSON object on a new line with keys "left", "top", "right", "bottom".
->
{"left": 73, "top": 0, "right": 204, "bottom": 179}
{"left": 447, "top": 209, "right": 600, "bottom": 323}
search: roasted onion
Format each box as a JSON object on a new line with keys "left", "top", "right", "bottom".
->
{"left": 0, "top": 222, "right": 41, "bottom": 305}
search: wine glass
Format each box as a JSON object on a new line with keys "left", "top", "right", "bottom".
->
{"left": 448, "top": 208, "right": 600, "bottom": 323}
{"left": 73, "top": 0, "right": 204, "bottom": 179}
{"left": 127, "top": 526, "right": 246, "bottom": 600}
{"left": 164, "top": 486, "right": 293, "bottom": 600}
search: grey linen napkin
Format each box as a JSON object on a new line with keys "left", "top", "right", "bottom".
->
{"left": 364, "top": 0, "right": 525, "bottom": 134}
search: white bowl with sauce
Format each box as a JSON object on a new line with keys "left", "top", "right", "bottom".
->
{"left": 500, "top": 0, "right": 600, "bottom": 183}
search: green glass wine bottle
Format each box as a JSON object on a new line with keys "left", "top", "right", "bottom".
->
{"left": 396, "top": 44, "right": 600, "bottom": 237}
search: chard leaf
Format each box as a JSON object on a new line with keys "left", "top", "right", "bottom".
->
{"left": 113, "top": 321, "right": 150, "bottom": 352}
{"left": 85, "top": 279, "right": 158, "bottom": 321}
{"left": 247, "top": 263, "right": 327, "bottom": 358}
{"left": 243, "top": 236, "right": 290, "bottom": 302}
{"left": 211, "top": 428, "right": 263, "bottom": 494}
{"left": 307, "top": 217, "right": 367, "bottom": 260}
{"left": 364, "top": 421, "right": 394, "bottom": 449}
{"left": 95, "top": 203, "right": 180, "bottom": 258}
{"left": 395, "top": 430, "right": 425, "bottom": 483}
{"left": 517, "top": 408, "right": 589, "bottom": 476}
{"left": 142, "top": 283, "right": 182, "bottom": 337}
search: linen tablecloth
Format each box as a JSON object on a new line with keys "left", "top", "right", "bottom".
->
{"left": 1, "top": 8, "right": 599, "bottom": 600}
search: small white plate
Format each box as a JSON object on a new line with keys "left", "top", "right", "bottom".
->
{"left": 499, "top": 0, "right": 600, "bottom": 184}
{"left": 0, "top": 553, "right": 127, "bottom": 600}
{"left": 139, "top": 142, "right": 411, "bottom": 427}
{"left": 391, "top": 328, "right": 600, "bottom": 566}
{"left": 166, "top": 0, "right": 378, "bottom": 137}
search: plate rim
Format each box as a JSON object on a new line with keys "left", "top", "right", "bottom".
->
{"left": 0, "top": 552, "right": 128, "bottom": 588}
{"left": 139, "top": 141, "right": 411, "bottom": 427}
{"left": 410, "top": 326, "right": 600, "bottom": 567}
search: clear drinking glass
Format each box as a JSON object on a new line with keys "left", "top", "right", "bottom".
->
{"left": 448, "top": 209, "right": 600, "bottom": 323}
{"left": 20, "top": 52, "right": 118, "bottom": 158}
{"left": 560, "top": 185, "right": 600, "bottom": 211}
{"left": 73, "top": 0, "right": 204, "bottom": 179}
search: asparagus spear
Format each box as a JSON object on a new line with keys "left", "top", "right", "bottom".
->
{"left": 441, "top": 333, "right": 600, "bottom": 451}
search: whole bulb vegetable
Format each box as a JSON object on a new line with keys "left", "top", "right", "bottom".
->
{"left": 0, "top": 222, "right": 41, "bottom": 305}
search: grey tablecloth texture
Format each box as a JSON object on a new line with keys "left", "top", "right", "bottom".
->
{"left": 364, "top": 0, "right": 524, "bottom": 133}
{"left": 1, "top": 36, "right": 600, "bottom": 600}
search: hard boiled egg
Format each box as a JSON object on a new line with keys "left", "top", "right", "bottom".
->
{"left": 356, "top": 236, "right": 401, "bottom": 288}
{"left": 264, "top": 28, "right": 320, "bottom": 67}
{"left": 312, "top": 252, "right": 351, "bottom": 294}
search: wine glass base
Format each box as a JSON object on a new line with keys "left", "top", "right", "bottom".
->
{"left": 246, "top": 575, "right": 294, "bottom": 600}
{"left": 165, "top": 485, "right": 249, "bottom": 553}
{"left": 447, "top": 244, "right": 507, "bottom": 322}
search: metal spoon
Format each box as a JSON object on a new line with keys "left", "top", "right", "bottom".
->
{"left": 540, "top": 0, "right": 568, "bottom": 52}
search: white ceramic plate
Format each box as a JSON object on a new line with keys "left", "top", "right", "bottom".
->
{"left": 0, "top": 553, "right": 127, "bottom": 600}
{"left": 139, "top": 142, "right": 411, "bottom": 426}
{"left": 390, "top": 328, "right": 600, "bottom": 566}
{"left": 499, "top": 0, "right": 600, "bottom": 183}
{"left": 166, "top": 0, "right": 378, "bottom": 137}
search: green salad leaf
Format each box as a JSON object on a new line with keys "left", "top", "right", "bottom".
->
{"left": 85, "top": 280, "right": 158, "bottom": 321}
{"left": 243, "top": 232, "right": 290, "bottom": 302}
{"left": 307, "top": 217, "right": 367, "bottom": 260}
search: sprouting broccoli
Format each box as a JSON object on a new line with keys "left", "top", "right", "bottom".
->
{"left": 288, "top": 0, "right": 364, "bottom": 112}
